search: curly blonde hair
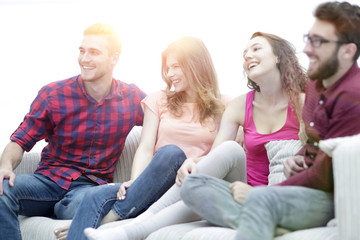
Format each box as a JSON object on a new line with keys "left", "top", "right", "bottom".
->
{"left": 161, "top": 37, "right": 225, "bottom": 126}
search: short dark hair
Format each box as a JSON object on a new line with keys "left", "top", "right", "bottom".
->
{"left": 315, "top": 1, "right": 360, "bottom": 61}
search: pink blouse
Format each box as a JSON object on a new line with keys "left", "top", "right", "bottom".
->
{"left": 142, "top": 91, "right": 230, "bottom": 158}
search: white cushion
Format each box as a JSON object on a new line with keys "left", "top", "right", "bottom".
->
{"left": 265, "top": 140, "right": 302, "bottom": 186}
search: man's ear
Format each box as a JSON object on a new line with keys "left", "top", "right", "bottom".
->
{"left": 111, "top": 52, "right": 120, "bottom": 65}
{"left": 342, "top": 42, "right": 357, "bottom": 61}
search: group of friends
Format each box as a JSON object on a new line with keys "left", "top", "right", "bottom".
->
{"left": 1, "top": 1, "right": 360, "bottom": 240}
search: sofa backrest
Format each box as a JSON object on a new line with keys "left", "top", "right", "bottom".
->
{"left": 113, "top": 126, "right": 142, "bottom": 182}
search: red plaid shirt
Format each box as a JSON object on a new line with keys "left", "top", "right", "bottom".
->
{"left": 11, "top": 75, "right": 145, "bottom": 189}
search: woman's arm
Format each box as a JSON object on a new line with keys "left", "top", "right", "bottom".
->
{"left": 176, "top": 95, "right": 246, "bottom": 186}
{"left": 118, "top": 106, "right": 159, "bottom": 199}
{"left": 130, "top": 106, "right": 159, "bottom": 180}
{"left": 211, "top": 95, "right": 246, "bottom": 149}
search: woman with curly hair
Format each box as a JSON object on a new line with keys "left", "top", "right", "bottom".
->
{"left": 84, "top": 32, "right": 307, "bottom": 240}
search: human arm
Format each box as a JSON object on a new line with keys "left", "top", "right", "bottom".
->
{"left": 280, "top": 88, "right": 360, "bottom": 191}
{"left": 283, "top": 155, "right": 308, "bottom": 178}
{"left": 211, "top": 95, "right": 245, "bottom": 149}
{"left": 0, "top": 142, "right": 24, "bottom": 194}
{"left": 118, "top": 106, "right": 159, "bottom": 200}
{"left": 229, "top": 181, "right": 253, "bottom": 204}
{"left": 176, "top": 95, "right": 246, "bottom": 186}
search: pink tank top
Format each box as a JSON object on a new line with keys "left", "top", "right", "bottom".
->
{"left": 243, "top": 90, "right": 300, "bottom": 186}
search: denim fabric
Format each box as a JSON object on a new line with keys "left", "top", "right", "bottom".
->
{"left": 181, "top": 174, "right": 334, "bottom": 240}
{"left": 0, "top": 174, "right": 96, "bottom": 240}
{"left": 181, "top": 174, "right": 244, "bottom": 229}
{"left": 236, "top": 185, "right": 334, "bottom": 240}
{"left": 67, "top": 144, "right": 187, "bottom": 240}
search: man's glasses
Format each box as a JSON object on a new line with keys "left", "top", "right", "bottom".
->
{"left": 303, "top": 34, "right": 349, "bottom": 48}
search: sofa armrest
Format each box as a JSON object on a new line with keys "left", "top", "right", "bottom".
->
{"left": 319, "top": 134, "right": 360, "bottom": 240}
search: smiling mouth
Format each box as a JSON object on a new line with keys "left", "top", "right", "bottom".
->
{"left": 308, "top": 58, "right": 318, "bottom": 69}
{"left": 248, "top": 62, "right": 258, "bottom": 70}
{"left": 82, "top": 66, "right": 95, "bottom": 70}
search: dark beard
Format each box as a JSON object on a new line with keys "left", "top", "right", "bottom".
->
{"left": 308, "top": 46, "right": 340, "bottom": 81}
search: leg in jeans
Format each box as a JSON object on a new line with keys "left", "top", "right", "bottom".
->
{"left": 181, "top": 174, "right": 244, "bottom": 229}
{"left": 84, "top": 141, "right": 246, "bottom": 240}
{"left": 67, "top": 144, "right": 186, "bottom": 240}
{"left": 113, "top": 145, "right": 187, "bottom": 218}
{"left": 236, "top": 186, "right": 334, "bottom": 240}
{"left": 0, "top": 174, "right": 66, "bottom": 240}
{"left": 182, "top": 175, "right": 334, "bottom": 240}
{"left": 54, "top": 175, "right": 98, "bottom": 219}
{"left": 146, "top": 141, "right": 246, "bottom": 214}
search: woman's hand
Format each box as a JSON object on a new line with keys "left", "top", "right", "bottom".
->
{"left": 229, "top": 181, "right": 253, "bottom": 204}
{"left": 175, "top": 157, "right": 200, "bottom": 186}
{"left": 117, "top": 180, "right": 134, "bottom": 200}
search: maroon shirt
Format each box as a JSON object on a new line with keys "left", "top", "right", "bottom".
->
{"left": 279, "top": 63, "right": 360, "bottom": 192}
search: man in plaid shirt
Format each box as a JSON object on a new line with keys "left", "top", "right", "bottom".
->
{"left": 0, "top": 23, "right": 146, "bottom": 240}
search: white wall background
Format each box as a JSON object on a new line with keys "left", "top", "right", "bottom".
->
{"left": 0, "top": 0, "right": 359, "bottom": 152}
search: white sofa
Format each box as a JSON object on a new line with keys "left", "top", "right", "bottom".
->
{"left": 4, "top": 126, "right": 359, "bottom": 240}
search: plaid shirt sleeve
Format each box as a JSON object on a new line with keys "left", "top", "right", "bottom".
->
{"left": 11, "top": 83, "right": 57, "bottom": 151}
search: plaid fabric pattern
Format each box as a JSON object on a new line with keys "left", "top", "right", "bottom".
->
{"left": 11, "top": 75, "right": 145, "bottom": 189}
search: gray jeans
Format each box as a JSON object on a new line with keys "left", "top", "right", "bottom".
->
{"left": 181, "top": 174, "right": 334, "bottom": 240}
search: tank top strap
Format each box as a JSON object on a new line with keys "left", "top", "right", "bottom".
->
{"left": 244, "top": 90, "right": 256, "bottom": 129}
{"left": 285, "top": 102, "right": 300, "bottom": 129}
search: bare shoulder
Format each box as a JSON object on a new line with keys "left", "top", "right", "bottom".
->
{"left": 224, "top": 94, "right": 247, "bottom": 125}
{"left": 227, "top": 94, "right": 246, "bottom": 110}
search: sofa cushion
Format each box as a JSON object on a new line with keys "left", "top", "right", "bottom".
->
{"left": 19, "top": 215, "right": 71, "bottom": 240}
{"left": 274, "top": 226, "right": 337, "bottom": 240}
{"left": 146, "top": 220, "right": 226, "bottom": 240}
{"left": 320, "top": 134, "right": 360, "bottom": 240}
{"left": 265, "top": 140, "right": 302, "bottom": 186}
{"left": 146, "top": 220, "right": 335, "bottom": 240}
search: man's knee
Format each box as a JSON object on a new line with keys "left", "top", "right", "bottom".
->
{"left": 181, "top": 174, "right": 209, "bottom": 204}
{"left": 182, "top": 173, "right": 208, "bottom": 190}
{"left": 244, "top": 186, "right": 275, "bottom": 208}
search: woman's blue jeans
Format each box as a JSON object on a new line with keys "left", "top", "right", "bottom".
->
{"left": 0, "top": 174, "right": 97, "bottom": 240}
{"left": 67, "top": 144, "right": 187, "bottom": 240}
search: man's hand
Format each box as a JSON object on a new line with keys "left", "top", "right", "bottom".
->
{"left": 229, "top": 181, "right": 253, "bottom": 204}
{"left": 176, "top": 158, "right": 199, "bottom": 186}
{"left": 117, "top": 179, "right": 134, "bottom": 200}
{"left": 0, "top": 169, "right": 16, "bottom": 195}
{"left": 283, "top": 155, "right": 308, "bottom": 178}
